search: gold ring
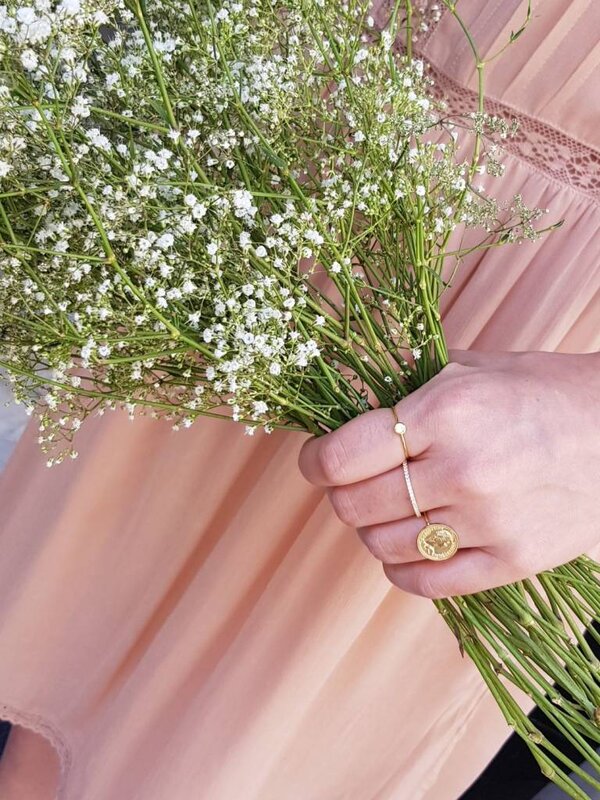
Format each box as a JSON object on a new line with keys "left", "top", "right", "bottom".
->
{"left": 416, "top": 521, "right": 460, "bottom": 561}
{"left": 390, "top": 406, "right": 409, "bottom": 461}
{"left": 402, "top": 460, "right": 422, "bottom": 518}
{"left": 389, "top": 407, "right": 460, "bottom": 562}
{"left": 390, "top": 408, "right": 422, "bottom": 518}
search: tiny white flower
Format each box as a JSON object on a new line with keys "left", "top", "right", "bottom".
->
{"left": 16, "top": 8, "right": 36, "bottom": 24}
{"left": 156, "top": 233, "right": 175, "bottom": 250}
{"left": 58, "top": 0, "right": 81, "bottom": 15}
{"left": 71, "top": 96, "right": 91, "bottom": 119}
{"left": 305, "top": 229, "right": 324, "bottom": 246}
{"left": 192, "top": 203, "right": 207, "bottom": 220}
{"left": 27, "top": 17, "right": 52, "bottom": 42}
{"left": 21, "top": 49, "right": 38, "bottom": 71}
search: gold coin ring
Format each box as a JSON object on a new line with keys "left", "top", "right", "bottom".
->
{"left": 416, "top": 522, "right": 460, "bottom": 562}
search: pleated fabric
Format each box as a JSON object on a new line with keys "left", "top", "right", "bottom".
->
{"left": 0, "top": 2, "right": 599, "bottom": 798}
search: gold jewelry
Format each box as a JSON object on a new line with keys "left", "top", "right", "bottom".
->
{"left": 402, "top": 459, "right": 422, "bottom": 518}
{"left": 390, "top": 407, "right": 409, "bottom": 461}
{"left": 416, "top": 521, "right": 460, "bottom": 561}
{"left": 389, "top": 408, "right": 460, "bottom": 561}
{"left": 390, "top": 408, "right": 422, "bottom": 517}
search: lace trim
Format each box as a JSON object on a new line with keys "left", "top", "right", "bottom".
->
{"left": 0, "top": 703, "right": 72, "bottom": 800}
{"left": 372, "top": 1, "right": 600, "bottom": 204}
{"left": 428, "top": 66, "right": 600, "bottom": 205}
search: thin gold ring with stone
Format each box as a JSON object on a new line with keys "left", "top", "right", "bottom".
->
{"left": 390, "top": 406, "right": 409, "bottom": 461}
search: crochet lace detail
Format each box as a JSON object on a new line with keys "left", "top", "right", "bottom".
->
{"left": 428, "top": 66, "right": 600, "bottom": 205}
{"left": 0, "top": 702, "right": 72, "bottom": 800}
{"left": 374, "top": 1, "right": 600, "bottom": 204}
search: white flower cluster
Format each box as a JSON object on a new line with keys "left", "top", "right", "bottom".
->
{"left": 0, "top": 0, "right": 547, "bottom": 461}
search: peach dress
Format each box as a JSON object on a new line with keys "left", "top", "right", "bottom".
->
{"left": 1, "top": 2, "right": 600, "bottom": 798}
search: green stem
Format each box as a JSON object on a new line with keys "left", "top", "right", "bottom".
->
{"left": 128, "top": 0, "right": 178, "bottom": 129}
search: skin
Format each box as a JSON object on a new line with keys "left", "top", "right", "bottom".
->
{"left": 298, "top": 349, "right": 600, "bottom": 599}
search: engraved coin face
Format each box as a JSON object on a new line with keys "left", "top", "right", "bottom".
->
{"left": 416, "top": 523, "right": 459, "bottom": 561}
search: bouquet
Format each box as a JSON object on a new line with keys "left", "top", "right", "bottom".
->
{"left": 1, "top": 1, "right": 599, "bottom": 795}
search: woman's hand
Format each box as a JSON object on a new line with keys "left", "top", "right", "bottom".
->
{"left": 298, "top": 350, "right": 600, "bottom": 599}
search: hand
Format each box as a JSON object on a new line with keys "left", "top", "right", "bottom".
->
{"left": 298, "top": 350, "right": 600, "bottom": 599}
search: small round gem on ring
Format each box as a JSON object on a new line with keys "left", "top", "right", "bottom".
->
{"left": 391, "top": 410, "right": 409, "bottom": 461}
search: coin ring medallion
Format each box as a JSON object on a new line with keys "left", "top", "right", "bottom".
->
{"left": 416, "top": 523, "right": 460, "bottom": 562}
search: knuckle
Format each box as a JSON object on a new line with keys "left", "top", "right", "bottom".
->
{"left": 448, "top": 455, "right": 493, "bottom": 499}
{"left": 439, "top": 361, "right": 468, "bottom": 379}
{"left": 328, "top": 486, "right": 360, "bottom": 527}
{"left": 382, "top": 564, "right": 442, "bottom": 599}
{"left": 382, "top": 562, "right": 399, "bottom": 587}
{"left": 317, "top": 436, "right": 348, "bottom": 484}
{"left": 412, "top": 570, "right": 442, "bottom": 599}
{"left": 433, "top": 376, "right": 485, "bottom": 431}
{"left": 503, "top": 543, "right": 538, "bottom": 577}
{"left": 358, "top": 526, "right": 394, "bottom": 561}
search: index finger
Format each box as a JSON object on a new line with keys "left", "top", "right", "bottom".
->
{"left": 297, "top": 388, "right": 434, "bottom": 487}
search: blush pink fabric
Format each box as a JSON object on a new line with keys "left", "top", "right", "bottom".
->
{"left": 1, "top": 2, "right": 600, "bottom": 798}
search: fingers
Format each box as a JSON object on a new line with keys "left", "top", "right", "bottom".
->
{"left": 357, "top": 513, "right": 480, "bottom": 564}
{"left": 298, "top": 350, "right": 499, "bottom": 489}
{"left": 298, "top": 385, "right": 435, "bottom": 487}
{"left": 326, "top": 458, "right": 451, "bottom": 528}
{"left": 357, "top": 516, "right": 425, "bottom": 564}
{"left": 382, "top": 549, "right": 506, "bottom": 599}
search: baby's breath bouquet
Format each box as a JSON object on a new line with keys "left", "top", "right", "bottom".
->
{"left": 1, "top": 1, "right": 600, "bottom": 795}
